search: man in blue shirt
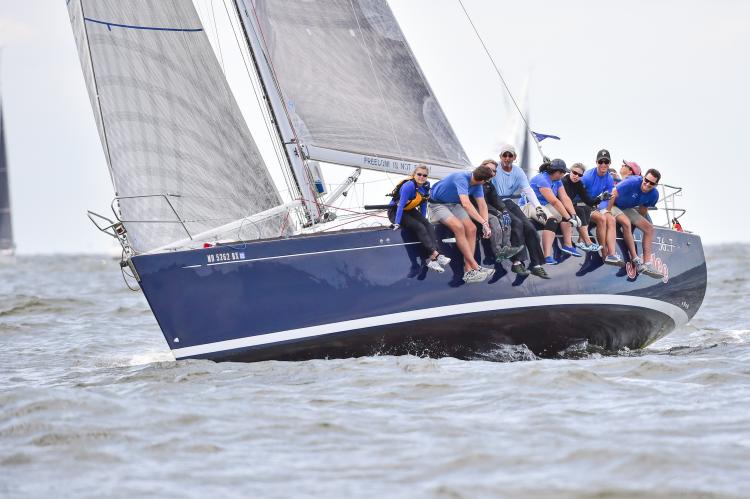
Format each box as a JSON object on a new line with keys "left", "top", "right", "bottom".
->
{"left": 603, "top": 168, "right": 663, "bottom": 278}
{"left": 430, "top": 165, "right": 495, "bottom": 283}
{"left": 581, "top": 149, "right": 615, "bottom": 257}
{"left": 489, "top": 144, "right": 549, "bottom": 279}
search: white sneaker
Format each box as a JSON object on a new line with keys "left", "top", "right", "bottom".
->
{"left": 642, "top": 262, "right": 664, "bottom": 279}
{"left": 633, "top": 256, "right": 646, "bottom": 274}
{"left": 478, "top": 266, "right": 496, "bottom": 278}
{"left": 436, "top": 254, "right": 451, "bottom": 267}
{"left": 426, "top": 259, "right": 445, "bottom": 273}
{"left": 463, "top": 269, "right": 487, "bottom": 283}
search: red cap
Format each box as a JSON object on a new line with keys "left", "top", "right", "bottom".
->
{"left": 622, "top": 160, "right": 642, "bottom": 176}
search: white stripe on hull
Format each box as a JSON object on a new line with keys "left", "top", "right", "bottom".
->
{"left": 171, "top": 294, "right": 689, "bottom": 359}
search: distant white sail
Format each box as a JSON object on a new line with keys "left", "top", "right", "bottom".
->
{"left": 239, "top": 0, "right": 471, "bottom": 170}
{"left": 67, "top": 0, "right": 287, "bottom": 252}
{"left": 0, "top": 91, "right": 14, "bottom": 254}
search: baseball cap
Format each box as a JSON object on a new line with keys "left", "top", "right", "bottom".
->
{"left": 549, "top": 158, "right": 568, "bottom": 172}
{"left": 499, "top": 144, "right": 517, "bottom": 157}
{"left": 622, "top": 160, "right": 642, "bottom": 176}
{"left": 596, "top": 149, "right": 611, "bottom": 162}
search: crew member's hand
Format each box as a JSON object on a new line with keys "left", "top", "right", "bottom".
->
{"left": 536, "top": 206, "right": 548, "bottom": 223}
{"left": 569, "top": 215, "right": 581, "bottom": 228}
{"left": 600, "top": 191, "right": 612, "bottom": 201}
{"left": 481, "top": 221, "right": 491, "bottom": 239}
{"left": 391, "top": 223, "right": 400, "bottom": 231}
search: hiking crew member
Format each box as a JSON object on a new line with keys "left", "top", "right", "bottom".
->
{"left": 472, "top": 159, "right": 524, "bottom": 263}
{"left": 604, "top": 168, "right": 664, "bottom": 278}
{"left": 522, "top": 159, "right": 583, "bottom": 264}
{"left": 620, "top": 159, "right": 641, "bottom": 181}
{"left": 562, "top": 162, "right": 606, "bottom": 252}
{"left": 430, "top": 165, "right": 495, "bottom": 283}
{"left": 388, "top": 165, "right": 451, "bottom": 273}
{"left": 490, "top": 144, "right": 549, "bottom": 279}
{"left": 582, "top": 149, "right": 616, "bottom": 256}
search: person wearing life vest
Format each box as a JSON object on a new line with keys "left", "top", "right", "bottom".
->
{"left": 388, "top": 165, "right": 451, "bottom": 273}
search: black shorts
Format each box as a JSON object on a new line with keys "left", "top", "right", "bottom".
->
{"left": 575, "top": 204, "right": 593, "bottom": 226}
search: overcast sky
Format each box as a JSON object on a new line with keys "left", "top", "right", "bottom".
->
{"left": 1, "top": 0, "right": 748, "bottom": 253}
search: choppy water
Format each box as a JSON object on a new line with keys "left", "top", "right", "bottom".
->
{"left": 1, "top": 245, "right": 748, "bottom": 498}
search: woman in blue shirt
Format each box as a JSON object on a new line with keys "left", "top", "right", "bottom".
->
{"left": 388, "top": 165, "right": 451, "bottom": 273}
{"left": 523, "top": 159, "right": 582, "bottom": 264}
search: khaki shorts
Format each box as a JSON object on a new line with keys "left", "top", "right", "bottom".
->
{"left": 611, "top": 206, "right": 646, "bottom": 225}
{"left": 429, "top": 203, "right": 468, "bottom": 223}
{"left": 521, "top": 203, "right": 561, "bottom": 223}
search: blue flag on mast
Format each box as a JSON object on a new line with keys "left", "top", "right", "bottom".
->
{"left": 531, "top": 131, "right": 561, "bottom": 142}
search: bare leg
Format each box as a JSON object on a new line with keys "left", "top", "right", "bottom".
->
{"left": 634, "top": 218, "right": 655, "bottom": 262}
{"left": 604, "top": 213, "right": 618, "bottom": 256}
{"left": 589, "top": 212, "right": 605, "bottom": 247}
{"left": 443, "top": 216, "right": 479, "bottom": 271}
{"left": 561, "top": 221, "right": 573, "bottom": 247}
{"left": 578, "top": 226, "right": 594, "bottom": 245}
{"left": 616, "top": 214, "right": 638, "bottom": 260}
{"left": 461, "top": 218, "right": 478, "bottom": 266}
{"left": 541, "top": 230, "right": 555, "bottom": 258}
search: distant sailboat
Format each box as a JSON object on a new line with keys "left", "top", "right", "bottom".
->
{"left": 68, "top": 0, "right": 706, "bottom": 362}
{"left": 0, "top": 79, "right": 15, "bottom": 257}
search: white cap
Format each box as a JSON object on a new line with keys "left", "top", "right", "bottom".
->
{"left": 499, "top": 144, "right": 517, "bottom": 157}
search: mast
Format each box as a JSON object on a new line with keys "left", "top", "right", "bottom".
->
{"left": 231, "top": 0, "right": 324, "bottom": 224}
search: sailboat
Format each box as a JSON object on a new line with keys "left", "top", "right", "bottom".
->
{"left": 0, "top": 81, "right": 14, "bottom": 258}
{"left": 67, "top": 0, "right": 707, "bottom": 362}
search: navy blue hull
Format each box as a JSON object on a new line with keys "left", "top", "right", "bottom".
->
{"left": 132, "top": 226, "right": 707, "bottom": 362}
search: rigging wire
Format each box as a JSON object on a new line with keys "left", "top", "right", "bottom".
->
{"left": 219, "top": 0, "right": 300, "bottom": 209}
{"left": 247, "top": 1, "right": 325, "bottom": 221}
{"left": 455, "top": 0, "right": 545, "bottom": 158}
{"left": 210, "top": 0, "right": 225, "bottom": 70}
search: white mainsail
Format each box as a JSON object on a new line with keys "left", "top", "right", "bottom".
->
{"left": 235, "top": 0, "right": 472, "bottom": 175}
{"left": 67, "top": 0, "right": 287, "bottom": 253}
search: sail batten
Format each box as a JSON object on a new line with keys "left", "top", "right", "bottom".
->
{"left": 68, "top": 0, "right": 287, "bottom": 253}
{"left": 243, "top": 0, "right": 471, "bottom": 170}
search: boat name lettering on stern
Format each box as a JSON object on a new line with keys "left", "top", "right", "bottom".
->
{"left": 363, "top": 156, "right": 414, "bottom": 173}
{"left": 656, "top": 236, "right": 675, "bottom": 252}
{"left": 206, "top": 251, "right": 246, "bottom": 264}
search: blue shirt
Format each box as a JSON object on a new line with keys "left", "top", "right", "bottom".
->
{"left": 581, "top": 168, "right": 614, "bottom": 210}
{"left": 389, "top": 179, "right": 429, "bottom": 224}
{"left": 523, "top": 172, "right": 561, "bottom": 207}
{"left": 614, "top": 175, "right": 659, "bottom": 209}
{"left": 490, "top": 164, "right": 530, "bottom": 198}
{"left": 431, "top": 171, "right": 483, "bottom": 204}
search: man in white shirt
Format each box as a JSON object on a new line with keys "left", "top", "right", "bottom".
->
{"left": 490, "top": 144, "right": 549, "bottom": 279}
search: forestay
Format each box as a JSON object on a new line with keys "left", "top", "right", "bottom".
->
{"left": 67, "top": 0, "right": 286, "bottom": 253}
{"left": 241, "top": 0, "right": 471, "bottom": 172}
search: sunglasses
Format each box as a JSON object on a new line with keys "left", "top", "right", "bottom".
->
{"left": 501, "top": 153, "right": 515, "bottom": 158}
{"left": 597, "top": 159, "right": 611, "bottom": 165}
{"left": 643, "top": 178, "right": 658, "bottom": 186}
{"left": 570, "top": 171, "right": 583, "bottom": 177}
{"left": 415, "top": 173, "right": 428, "bottom": 178}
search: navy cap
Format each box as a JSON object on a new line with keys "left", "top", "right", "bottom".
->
{"left": 549, "top": 158, "right": 568, "bottom": 172}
